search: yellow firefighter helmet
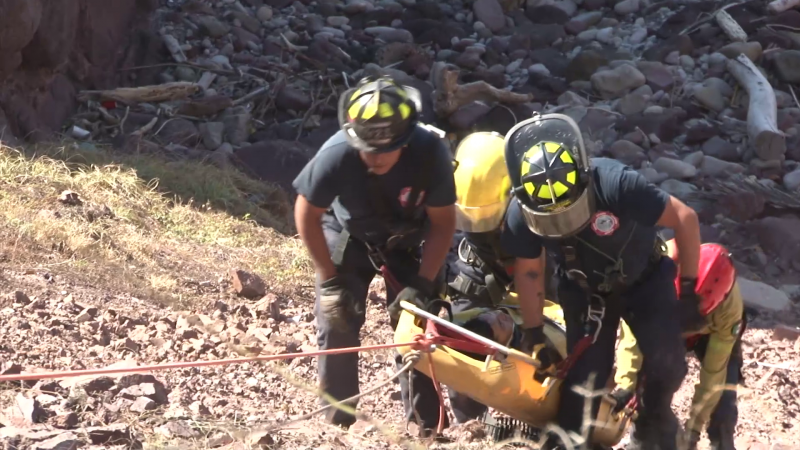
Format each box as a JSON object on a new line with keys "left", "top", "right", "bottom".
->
{"left": 453, "top": 132, "right": 513, "bottom": 233}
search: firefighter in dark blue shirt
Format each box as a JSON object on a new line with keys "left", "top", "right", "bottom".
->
{"left": 499, "top": 114, "right": 706, "bottom": 450}
{"left": 292, "top": 76, "right": 457, "bottom": 436}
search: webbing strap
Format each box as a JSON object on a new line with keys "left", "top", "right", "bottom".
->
{"left": 424, "top": 319, "right": 498, "bottom": 356}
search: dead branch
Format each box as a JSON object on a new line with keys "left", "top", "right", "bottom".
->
{"left": 715, "top": 10, "right": 748, "bottom": 42}
{"left": 767, "top": 0, "right": 800, "bottom": 14}
{"left": 726, "top": 54, "right": 786, "bottom": 161}
{"left": 429, "top": 62, "right": 534, "bottom": 118}
{"left": 78, "top": 82, "right": 199, "bottom": 105}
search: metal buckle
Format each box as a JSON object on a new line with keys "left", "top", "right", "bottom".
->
{"left": 457, "top": 237, "right": 475, "bottom": 265}
{"left": 586, "top": 295, "right": 606, "bottom": 344}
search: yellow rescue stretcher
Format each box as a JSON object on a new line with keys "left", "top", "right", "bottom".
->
{"left": 393, "top": 295, "right": 635, "bottom": 447}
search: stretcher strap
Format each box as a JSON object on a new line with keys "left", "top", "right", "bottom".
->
{"left": 556, "top": 335, "right": 593, "bottom": 379}
{"left": 424, "top": 320, "right": 498, "bottom": 356}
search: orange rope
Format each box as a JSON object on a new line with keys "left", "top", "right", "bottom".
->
{"left": 0, "top": 339, "right": 428, "bottom": 382}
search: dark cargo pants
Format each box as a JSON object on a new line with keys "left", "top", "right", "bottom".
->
{"left": 689, "top": 320, "right": 745, "bottom": 450}
{"left": 553, "top": 257, "right": 687, "bottom": 450}
{"left": 315, "top": 215, "right": 446, "bottom": 429}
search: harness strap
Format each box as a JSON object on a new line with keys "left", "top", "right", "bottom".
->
{"left": 557, "top": 233, "right": 666, "bottom": 377}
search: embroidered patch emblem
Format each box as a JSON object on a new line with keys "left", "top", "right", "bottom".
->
{"left": 398, "top": 187, "right": 425, "bottom": 208}
{"left": 732, "top": 321, "right": 742, "bottom": 337}
{"left": 590, "top": 211, "right": 619, "bottom": 236}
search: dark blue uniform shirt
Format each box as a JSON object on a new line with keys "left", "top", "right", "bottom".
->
{"left": 500, "top": 158, "right": 670, "bottom": 291}
{"left": 292, "top": 125, "right": 456, "bottom": 246}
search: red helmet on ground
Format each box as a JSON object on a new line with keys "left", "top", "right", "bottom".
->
{"left": 664, "top": 239, "right": 736, "bottom": 316}
{"left": 696, "top": 243, "right": 736, "bottom": 315}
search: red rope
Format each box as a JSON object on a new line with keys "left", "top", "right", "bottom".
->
{"left": 0, "top": 339, "right": 431, "bottom": 382}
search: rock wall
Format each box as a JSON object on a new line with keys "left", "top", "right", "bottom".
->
{"left": 0, "top": 0, "right": 160, "bottom": 144}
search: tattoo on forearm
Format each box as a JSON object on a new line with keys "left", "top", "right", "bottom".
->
{"left": 525, "top": 270, "right": 540, "bottom": 281}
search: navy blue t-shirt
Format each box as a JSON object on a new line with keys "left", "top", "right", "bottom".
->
{"left": 500, "top": 157, "right": 670, "bottom": 290}
{"left": 292, "top": 125, "right": 456, "bottom": 245}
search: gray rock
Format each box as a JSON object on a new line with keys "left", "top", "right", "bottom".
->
{"left": 718, "top": 41, "right": 762, "bottom": 63}
{"left": 327, "top": 16, "right": 350, "bottom": 28}
{"left": 473, "top": 0, "right": 506, "bottom": 32}
{"left": 738, "top": 278, "right": 791, "bottom": 311}
{"left": 774, "top": 50, "right": 800, "bottom": 83}
{"left": 629, "top": 27, "right": 647, "bottom": 44}
{"left": 197, "top": 17, "right": 230, "bottom": 38}
{"left": 557, "top": 91, "right": 590, "bottom": 106}
{"left": 565, "top": 11, "right": 602, "bottom": 34}
{"left": 679, "top": 54, "right": 695, "bottom": 71}
{"left": 175, "top": 66, "right": 196, "bottom": 82}
{"left": 220, "top": 106, "right": 251, "bottom": 146}
{"left": 683, "top": 151, "right": 704, "bottom": 167}
{"left": 699, "top": 155, "right": 745, "bottom": 177}
{"left": 783, "top": 168, "right": 800, "bottom": 191}
{"left": 364, "top": 27, "right": 413, "bottom": 43}
{"left": 614, "top": 0, "right": 640, "bottom": 15}
{"left": 693, "top": 84, "right": 726, "bottom": 112}
{"left": 616, "top": 92, "right": 648, "bottom": 115}
{"left": 591, "top": 64, "right": 646, "bottom": 99}
{"left": 653, "top": 157, "right": 697, "bottom": 178}
{"left": 199, "top": 122, "right": 225, "bottom": 150}
{"left": 701, "top": 136, "right": 740, "bottom": 161}
{"left": 659, "top": 178, "right": 698, "bottom": 199}
{"left": 256, "top": 6, "right": 273, "bottom": 21}
{"left": 608, "top": 140, "right": 647, "bottom": 167}
{"left": 552, "top": 0, "right": 578, "bottom": 16}
{"left": 643, "top": 105, "right": 664, "bottom": 115}
{"left": 528, "top": 63, "right": 551, "bottom": 77}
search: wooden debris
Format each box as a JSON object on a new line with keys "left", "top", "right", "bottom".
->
{"left": 767, "top": 0, "right": 800, "bottom": 14}
{"left": 78, "top": 82, "right": 200, "bottom": 105}
{"left": 177, "top": 95, "right": 234, "bottom": 117}
{"left": 430, "top": 62, "right": 534, "bottom": 118}
{"left": 162, "top": 35, "right": 187, "bottom": 63}
{"left": 715, "top": 10, "right": 748, "bottom": 43}
{"left": 726, "top": 54, "right": 786, "bottom": 161}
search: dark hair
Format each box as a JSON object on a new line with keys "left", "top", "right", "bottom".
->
{"left": 460, "top": 316, "right": 496, "bottom": 361}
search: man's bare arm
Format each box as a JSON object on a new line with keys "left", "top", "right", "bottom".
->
{"left": 514, "top": 252, "right": 546, "bottom": 328}
{"left": 656, "top": 196, "right": 701, "bottom": 278}
{"left": 294, "top": 195, "right": 337, "bottom": 281}
{"left": 418, "top": 204, "right": 456, "bottom": 282}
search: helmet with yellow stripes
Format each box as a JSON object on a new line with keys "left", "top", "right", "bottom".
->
{"left": 504, "top": 113, "right": 594, "bottom": 238}
{"left": 337, "top": 76, "right": 422, "bottom": 153}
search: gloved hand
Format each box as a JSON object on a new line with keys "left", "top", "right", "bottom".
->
{"left": 387, "top": 275, "right": 435, "bottom": 324}
{"left": 520, "top": 325, "right": 562, "bottom": 374}
{"left": 319, "top": 274, "right": 361, "bottom": 332}
{"left": 608, "top": 387, "right": 635, "bottom": 414}
{"left": 678, "top": 276, "right": 707, "bottom": 334}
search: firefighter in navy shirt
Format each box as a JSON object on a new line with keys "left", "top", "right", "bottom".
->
{"left": 292, "top": 77, "right": 457, "bottom": 435}
{"left": 499, "top": 114, "right": 705, "bottom": 450}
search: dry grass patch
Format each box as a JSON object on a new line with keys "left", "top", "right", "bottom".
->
{"left": 0, "top": 141, "right": 313, "bottom": 307}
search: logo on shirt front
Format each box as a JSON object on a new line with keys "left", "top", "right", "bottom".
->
{"left": 399, "top": 187, "right": 425, "bottom": 208}
{"left": 590, "top": 211, "right": 619, "bottom": 236}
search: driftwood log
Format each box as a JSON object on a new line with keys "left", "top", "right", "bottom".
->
{"left": 430, "top": 62, "right": 534, "bottom": 118}
{"left": 78, "top": 82, "right": 200, "bottom": 105}
{"left": 726, "top": 54, "right": 786, "bottom": 161}
{"left": 767, "top": 0, "right": 800, "bottom": 14}
{"left": 715, "top": 10, "right": 747, "bottom": 42}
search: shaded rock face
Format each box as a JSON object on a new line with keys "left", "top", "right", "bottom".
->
{"left": 0, "top": 0, "right": 159, "bottom": 143}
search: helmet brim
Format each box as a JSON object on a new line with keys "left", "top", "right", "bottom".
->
{"left": 337, "top": 84, "right": 423, "bottom": 153}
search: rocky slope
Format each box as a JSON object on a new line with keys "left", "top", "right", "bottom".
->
{"left": 2, "top": 0, "right": 800, "bottom": 448}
